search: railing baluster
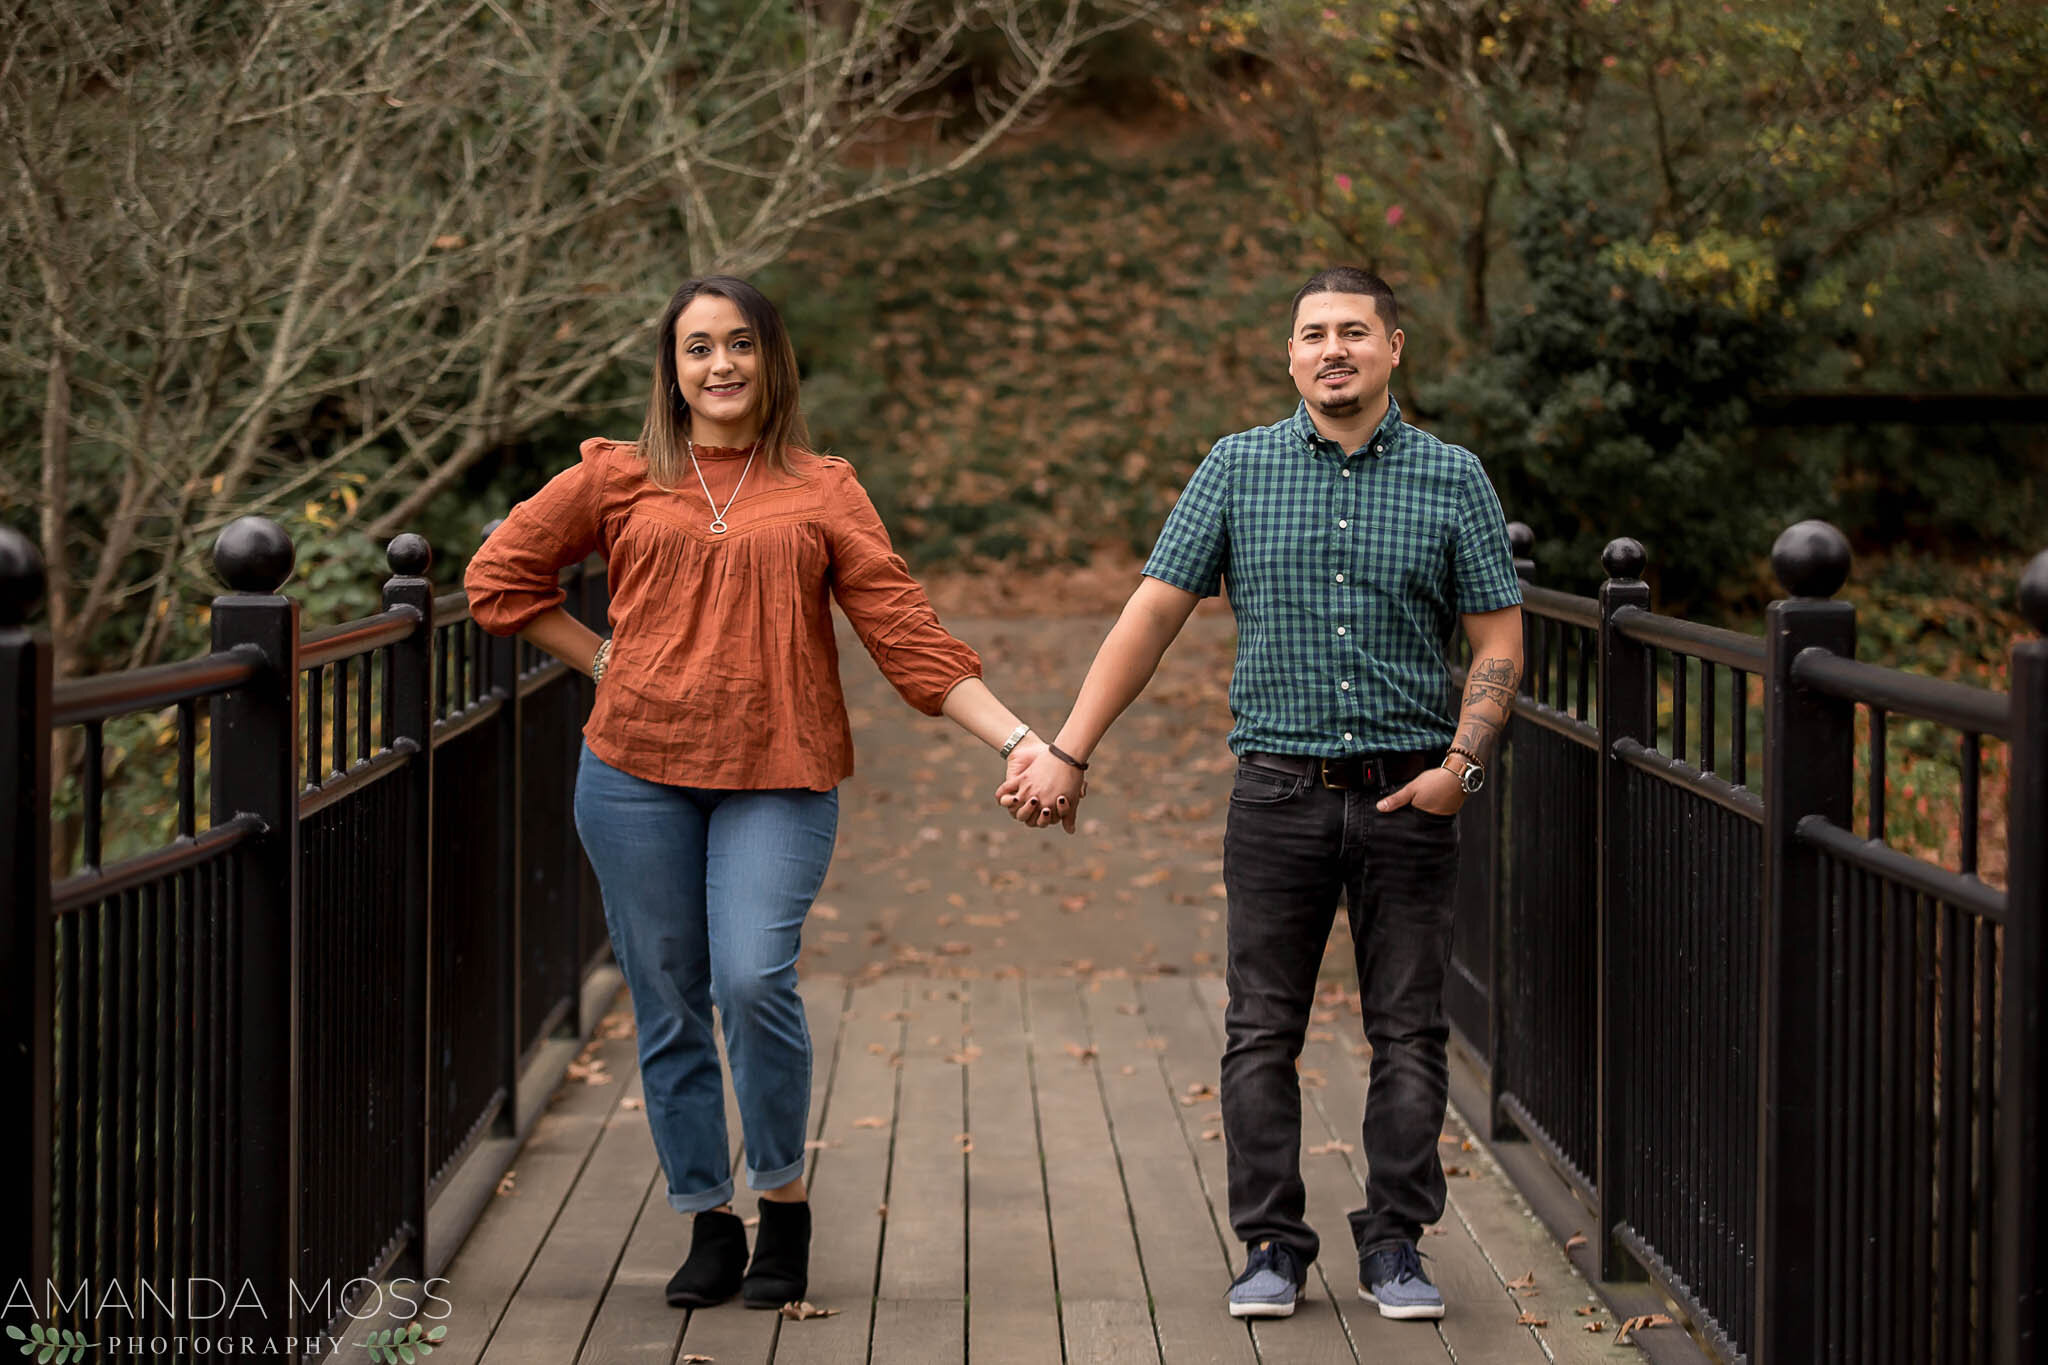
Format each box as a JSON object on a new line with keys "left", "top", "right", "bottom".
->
{"left": 333, "top": 656, "right": 349, "bottom": 779}
{"left": 1734, "top": 668, "right": 1750, "bottom": 790}
{"left": 1959, "top": 732, "right": 1979, "bottom": 876}
{"left": 1868, "top": 706, "right": 1887, "bottom": 842}
{"left": 84, "top": 719, "right": 104, "bottom": 869}
{"left": 305, "top": 663, "right": 323, "bottom": 792}
{"left": 1702, "top": 660, "right": 1718, "bottom": 776}
{"left": 177, "top": 701, "right": 197, "bottom": 839}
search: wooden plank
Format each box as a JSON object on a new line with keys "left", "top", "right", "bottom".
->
{"left": 1025, "top": 977, "right": 1161, "bottom": 1364}
{"left": 872, "top": 1298, "right": 967, "bottom": 1364}
{"left": 1433, "top": 1105, "right": 1641, "bottom": 1365}
{"left": 771, "top": 978, "right": 909, "bottom": 1365}
{"left": 867, "top": 985, "right": 967, "bottom": 1361}
{"left": 1145, "top": 974, "right": 1363, "bottom": 1365}
{"left": 479, "top": 1057, "right": 664, "bottom": 1365}
{"left": 1083, "top": 974, "right": 1259, "bottom": 1365}
{"left": 421, "top": 1024, "right": 645, "bottom": 1365}
{"left": 1279, "top": 976, "right": 1551, "bottom": 1364}
{"left": 963, "top": 978, "right": 1062, "bottom": 1365}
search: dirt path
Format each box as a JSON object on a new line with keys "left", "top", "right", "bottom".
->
{"left": 805, "top": 602, "right": 1355, "bottom": 981}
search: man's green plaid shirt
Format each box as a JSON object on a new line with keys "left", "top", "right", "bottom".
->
{"left": 1143, "top": 398, "right": 1522, "bottom": 756}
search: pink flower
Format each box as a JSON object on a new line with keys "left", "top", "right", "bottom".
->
{"left": 1385, "top": 204, "right": 1406, "bottom": 227}
{"left": 1334, "top": 173, "right": 1353, "bottom": 193}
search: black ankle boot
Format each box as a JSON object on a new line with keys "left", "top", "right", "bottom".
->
{"left": 666, "top": 1209, "right": 748, "bottom": 1308}
{"left": 741, "top": 1199, "right": 811, "bottom": 1308}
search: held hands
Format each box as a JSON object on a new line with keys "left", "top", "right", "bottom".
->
{"left": 997, "top": 742, "right": 1086, "bottom": 834}
{"left": 1376, "top": 764, "right": 1466, "bottom": 817}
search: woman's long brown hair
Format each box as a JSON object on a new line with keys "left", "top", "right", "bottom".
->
{"left": 639, "top": 276, "right": 811, "bottom": 486}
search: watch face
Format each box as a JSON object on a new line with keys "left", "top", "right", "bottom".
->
{"left": 1461, "top": 764, "right": 1485, "bottom": 794}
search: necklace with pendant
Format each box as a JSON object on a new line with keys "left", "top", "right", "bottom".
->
{"left": 689, "top": 434, "right": 758, "bottom": 535}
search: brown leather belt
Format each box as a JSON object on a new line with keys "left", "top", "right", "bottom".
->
{"left": 1242, "top": 750, "right": 1441, "bottom": 792}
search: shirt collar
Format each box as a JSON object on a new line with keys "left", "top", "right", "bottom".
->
{"left": 1291, "top": 397, "right": 1403, "bottom": 460}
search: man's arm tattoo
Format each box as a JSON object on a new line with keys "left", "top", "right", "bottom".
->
{"left": 1453, "top": 654, "right": 1523, "bottom": 762}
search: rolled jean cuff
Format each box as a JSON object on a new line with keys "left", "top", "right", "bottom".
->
{"left": 746, "top": 1155, "right": 807, "bottom": 1193}
{"left": 667, "top": 1178, "right": 736, "bottom": 1215}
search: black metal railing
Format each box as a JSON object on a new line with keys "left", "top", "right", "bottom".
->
{"left": 0, "top": 517, "right": 611, "bottom": 1359}
{"left": 1450, "top": 519, "right": 2048, "bottom": 1365}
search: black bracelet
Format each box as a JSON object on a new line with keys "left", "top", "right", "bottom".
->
{"left": 1047, "top": 742, "right": 1089, "bottom": 771}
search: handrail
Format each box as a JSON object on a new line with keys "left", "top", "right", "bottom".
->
{"left": 1791, "top": 647, "right": 2010, "bottom": 740}
{"left": 52, "top": 646, "right": 263, "bottom": 726}
{"left": 299, "top": 606, "right": 420, "bottom": 671}
{"left": 1610, "top": 605, "right": 1766, "bottom": 670}
{"left": 51, "top": 814, "right": 265, "bottom": 915}
{"left": 1521, "top": 585, "right": 1600, "bottom": 629}
{"left": 1796, "top": 814, "right": 2006, "bottom": 923}
{"left": 433, "top": 591, "right": 471, "bottom": 627}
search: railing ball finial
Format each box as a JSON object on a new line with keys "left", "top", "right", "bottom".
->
{"left": 0, "top": 526, "right": 47, "bottom": 628}
{"left": 1601, "top": 537, "right": 1647, "bottom": 582}
{"left": 2020, "top": 548, "right": 2048, "bottom": 635}
{"left": 213, "top": 516, "right": 297, "bottom": 594}
{"left": 387, "top": 533, "right": 433, "bottom": 578}
{"left": 1770, "top": 519, "right": 1851, "bottom": 600}
{"left": 1508, "top": 522, "right": 1535, "bottom": 558}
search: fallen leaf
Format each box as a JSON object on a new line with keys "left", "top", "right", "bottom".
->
{"left": 1515, "top": 1312, "right": 1548, "bottom": 1327}
{"left": 1120, "top": 1065, "right": 1137, "bottom": 1075}
{"left": 622, "top": 1096, "right": 644, "bottom": 1110}
{"left": 1564, "top": 1230, "right": 1588, "bottom": 1251}
{"left": 1306, "top": 1140, "right": 1354, "bottom": 1156}
{"left": 1065, "top": 1043, "right": 1098, "bottom": 1063}
{"left": 1443, "top": 1164, "right": 1469, "bottom": 1178}
{"left": 884, "top": 1010, "right": 914, "bottom": 1021}
{"left": 1060, "top": 895, "right": 1090, "bottom": 913}
{"left": 1575, "top": 1306, "right": 1599, "bottom": 1316}
{"left": 1200, "top": 1129, "right": 1221, "bottom": 1141}
{"left": 946, "top": 1046, "right": 983, "bottom": 1065}
{"left": 1583, "top": 1321, "right": 1606, "bottom": 1334}
{"left": 1507, "top": 1271, "right": 1536, "bottom": 1291}
{"left": 811, "top": 903, "right": 841, "bottom": 920}
{"left": 853, "top": 1116, "right": 888, "bottom": 1129}
{"left": 1616, "top": 1313, "right": 1673, "bottom": 1344}
{"left": 803, "top": 1139, "right": 840, "bottom": 1150}
{"left": 779, "top": 1301, "right": 841, "bottom": 1320}
{"left": 682, "top": 1355, "right": 715, "bottom": 1363}
{"left": 496, "top": 1170, "right": 516, "bottom": 1196}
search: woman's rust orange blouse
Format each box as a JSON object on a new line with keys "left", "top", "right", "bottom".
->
{"left": 465, "top": 437, "right": 981, "bottom": 791}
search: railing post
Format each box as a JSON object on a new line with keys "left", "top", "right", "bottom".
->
{"left": 208, "top": 516, "right": 301, "bottom": 1347}
{"left": 1995, "top": 549, "right": 2048, "bottom": 1365}
{"left": 0, "top": 530, "right": 53, "bottom": 1305}
{"left": 1754, "top": 520, "right": 1855, "bottom": 1365}
{"left": 481, "top": 519, "right": 522, "bottom": 1134}
{"left": 1595, "top": 536, "right": 1651, "bottom": 1281}
{"left": 383, "top": 534, "right": 435, "bottom": 1282}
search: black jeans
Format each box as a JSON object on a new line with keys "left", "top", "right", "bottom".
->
{"left": 1219, "top": 755, "right": 1461, "bottom": 1269}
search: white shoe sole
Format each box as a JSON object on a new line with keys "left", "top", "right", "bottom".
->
{"left": 1228, "top": 1298, "right": 1299, "bottom": 1319}
{"left": 1359, "top": 1286, "right": 1446, "bottom": 1320}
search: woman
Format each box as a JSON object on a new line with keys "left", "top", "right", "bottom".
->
{"left": 465, "top": 276, "right": 1051, "bottom": 1310}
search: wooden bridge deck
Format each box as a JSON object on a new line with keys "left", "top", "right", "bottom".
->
{"left": 365, "top": 974, "right": 1659, "bottom": 1365}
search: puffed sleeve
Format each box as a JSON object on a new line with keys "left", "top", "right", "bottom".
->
{"left": 823, "top": 461, "right": 982, "bottom": 715}
{"left": 464, "top": 440, "right": 608, "bottom": 636}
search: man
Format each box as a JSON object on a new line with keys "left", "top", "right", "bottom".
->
{"left": 1000, "top": 267, "right": 1524, "bottom": 1321}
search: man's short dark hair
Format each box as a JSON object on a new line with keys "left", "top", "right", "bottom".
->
{"left": 1290, "top": 267, "right": 1399, "bottom": 333}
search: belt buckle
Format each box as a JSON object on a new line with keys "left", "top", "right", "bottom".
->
{"left": 1318, "top": 758, "right": 1342, "bottom": 790}
{"left": 1320, "top": 758, "right": 1364, "bottom": 790}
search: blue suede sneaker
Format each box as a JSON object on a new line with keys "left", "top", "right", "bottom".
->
{"left": 1228, "top": 1240, "right": 1305, "bottom": 1318}
{"left": 1359, "top": 1242, "right": 1445, "bottom": 1320}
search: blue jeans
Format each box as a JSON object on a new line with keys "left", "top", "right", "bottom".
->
{"left": 573, "top": 743, "right": 839, "bottom": 1213}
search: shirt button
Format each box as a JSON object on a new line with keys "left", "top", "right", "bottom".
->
{"left": 1342, "top": 468, "right": 1351, "bottom": 478}
{"left": 1340, "top": 681, "right": 1351, "bottom": 691}
{"left": 1336, "top": 626, "right": 1347, "bottom": 636}
{"left": 1334, "top": 574, "right": 1344, "bottom": 583}
{"left": 1344, "top": 732, "right": 1354, "bottom": 742}
{"left": 1338, "top": 519, "right": 1349, "bottom": 529}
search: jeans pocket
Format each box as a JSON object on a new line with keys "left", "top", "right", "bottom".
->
{"left": 1230, "top": 763, "right": 1304, "bottom": 807}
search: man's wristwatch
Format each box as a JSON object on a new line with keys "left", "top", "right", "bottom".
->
{"left": 1442, "top": 749, "right": 1485, "bottom": 795}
